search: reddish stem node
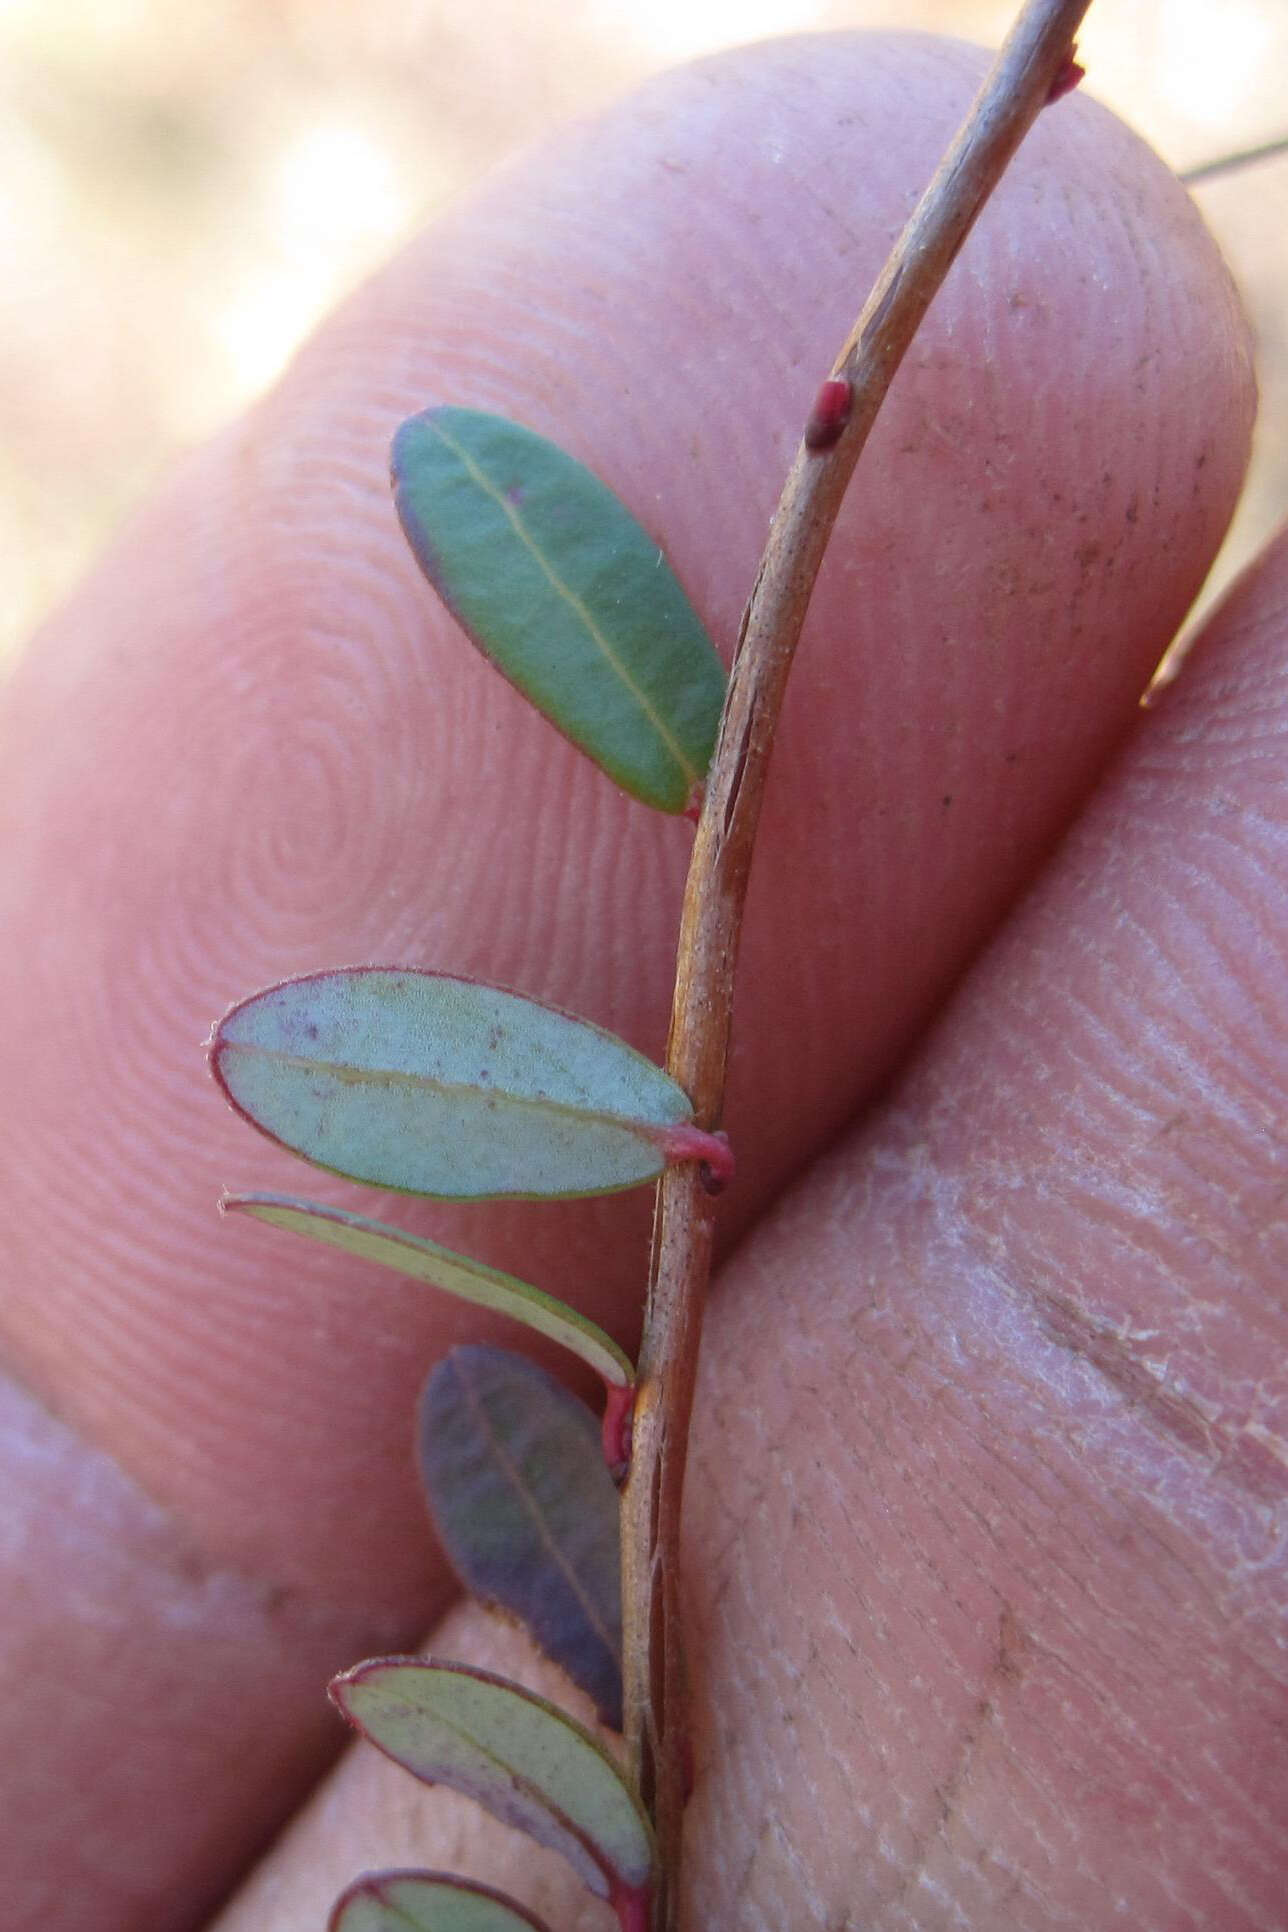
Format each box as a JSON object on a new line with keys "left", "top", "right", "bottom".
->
{"left": 601, "top": 1381, "right": 636, "bottom": 1482}
{"left": 610, "top": 1882, "right": 653, "bottom": 1932}
{"left": 1045, "top": 47, "right": 1084, "bottom": 102}
{"left": 657, "top": 1122, "right": 735, "bottom": 1192}
{"left": 682, "top": 781, "right": 705, "bottom": 823}
{"left": 803, "top": 375, "right": 853, "bottom": 451}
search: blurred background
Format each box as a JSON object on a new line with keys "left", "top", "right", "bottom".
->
{"left": 2, "top": 0, "right": 1285, "bottom": 666}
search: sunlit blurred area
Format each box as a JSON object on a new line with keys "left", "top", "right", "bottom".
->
{"left": 1, "top": 0, "right": 1285, "bottom": 660}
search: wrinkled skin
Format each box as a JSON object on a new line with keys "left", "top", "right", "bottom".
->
{"left": 1, "top": 32, "right": 1282, "bottom": 1932}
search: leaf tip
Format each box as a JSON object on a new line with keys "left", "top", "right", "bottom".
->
{"left": 329, "top": 1652, "right": 427, "bottom": 1724}
{"left": 328, "top": 1655, "right": 379, "bottom": 1724}
{"left": 205, "top": 1006, "right": 238, "bottom": 1097}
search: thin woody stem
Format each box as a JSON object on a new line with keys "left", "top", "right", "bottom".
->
{"left": 1181, "top": 132, "right": 1288, "bottom": 186}
{"left": 619, "top": 0, "right": 1093, "bottom": 1923}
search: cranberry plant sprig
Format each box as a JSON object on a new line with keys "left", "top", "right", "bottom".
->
{"left": 207, "top": 3, "right": 1091, "bottom": 1926}
{"left": 210, "top": 405, "right": 734, "bottom": 1932}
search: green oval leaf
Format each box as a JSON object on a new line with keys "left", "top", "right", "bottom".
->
{"left": 209, "top": 968, "right": 690, "bottom": 1200}
{"left": 330, "top": 1870, "right": 552, "bottom": 1932}
{"left": 420, "top": 1347, "right": 623, "bottom": 1728}
{"left": 223, "top": 1194, "right": 634, "bottom": 1388}
{"left": 331, "top": 1658, "right": 654, "bottom": 1902}
{"left": 392, "top": 407, "right": 726, "bottom": 813}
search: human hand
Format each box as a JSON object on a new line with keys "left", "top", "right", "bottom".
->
{"left": 1, "top": 31, "right": 1277, "bottom": 1932}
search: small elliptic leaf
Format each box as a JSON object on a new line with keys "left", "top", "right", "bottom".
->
{"left": 209, "top": 968, "right": 691, "bottom": 1200}
{"left": 392, "top": 407, "right": 727, "bottom": 813}
{"left": 420, "top": 1347, "right": 623, "bottom": 1727}
{"left": 222, "top": 1195, "right": 634, "bottom": 1388}
{"left": 331, "top": 1658, "right": 654, "bottom": 1902}
{"left": 330, "top": 1869, "right": 553, "bottom": 1932}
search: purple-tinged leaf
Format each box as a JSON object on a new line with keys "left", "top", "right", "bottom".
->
{"left": 392, "top": 407, "right": 726, "bottom": 814}
{"left": 222, "top": 1194, "right": 634, "bottom": 1389}
{"left": 330, "top": 1869, "right": 552, "bottom": 1932}
{"left": 209, "top": 968, "right": 697, "bottom": 1200}
{"left": 420, "top": 1347, "right": 622, "bottom": 1728}
{"left": 330, "top": 1658, "right": 654, "bottom": 1906}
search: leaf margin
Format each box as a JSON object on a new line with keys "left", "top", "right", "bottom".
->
{"left": 222, "top": 1192, "right": 634, "bottom": 1389}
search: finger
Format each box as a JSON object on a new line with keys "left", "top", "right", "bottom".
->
{"left": 209, "top": 521, "right": 1288, "bottom": 1932}
{"left": 682, "top": 526, "right": 1288, "bottom": 1930}
{"left": 0, "top": 30, "right": 1254, "bottom": 1932}
{"left": 0, "top": 28, "right": 1251, "bottom": 1608}
{"left": 683, "top": 533, "right": 1288, "bottom": 1932}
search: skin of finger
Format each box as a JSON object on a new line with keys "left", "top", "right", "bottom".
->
{"left": 680, "top": 525, "right": 1288, "bottom": 1931}
{"left": 0, "top": 1374, "right": 360, "bottom": 1932}
{"left": 0, "top": 31, "right": 1255, "bottom": 1932}
{"left": 207, "top": 527, "right": 1288, "bottom": 1932}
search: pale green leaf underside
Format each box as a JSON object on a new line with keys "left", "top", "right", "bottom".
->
{"left": 211, "top": 968, "right": 690, "bottom": 1199}
{"left": 331, "top": 1871, "right": 551, "bottom": 1932}
{"left": 332, "top": 1658, "right": 653, "bottom": 1899}
{"left": 225, "top": 1193, "right": 634, "bottom": 1387}
{"left": 392, "top": 407, "right": 726, "bottom": 813}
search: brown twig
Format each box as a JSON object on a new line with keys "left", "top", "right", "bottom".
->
{"left": 618, "top": 0, "right": 1093, "bottom": 1923}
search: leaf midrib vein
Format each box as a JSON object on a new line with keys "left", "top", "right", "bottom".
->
{"left": 225, "top": 1041, "right": 678, "bottom": 1140}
